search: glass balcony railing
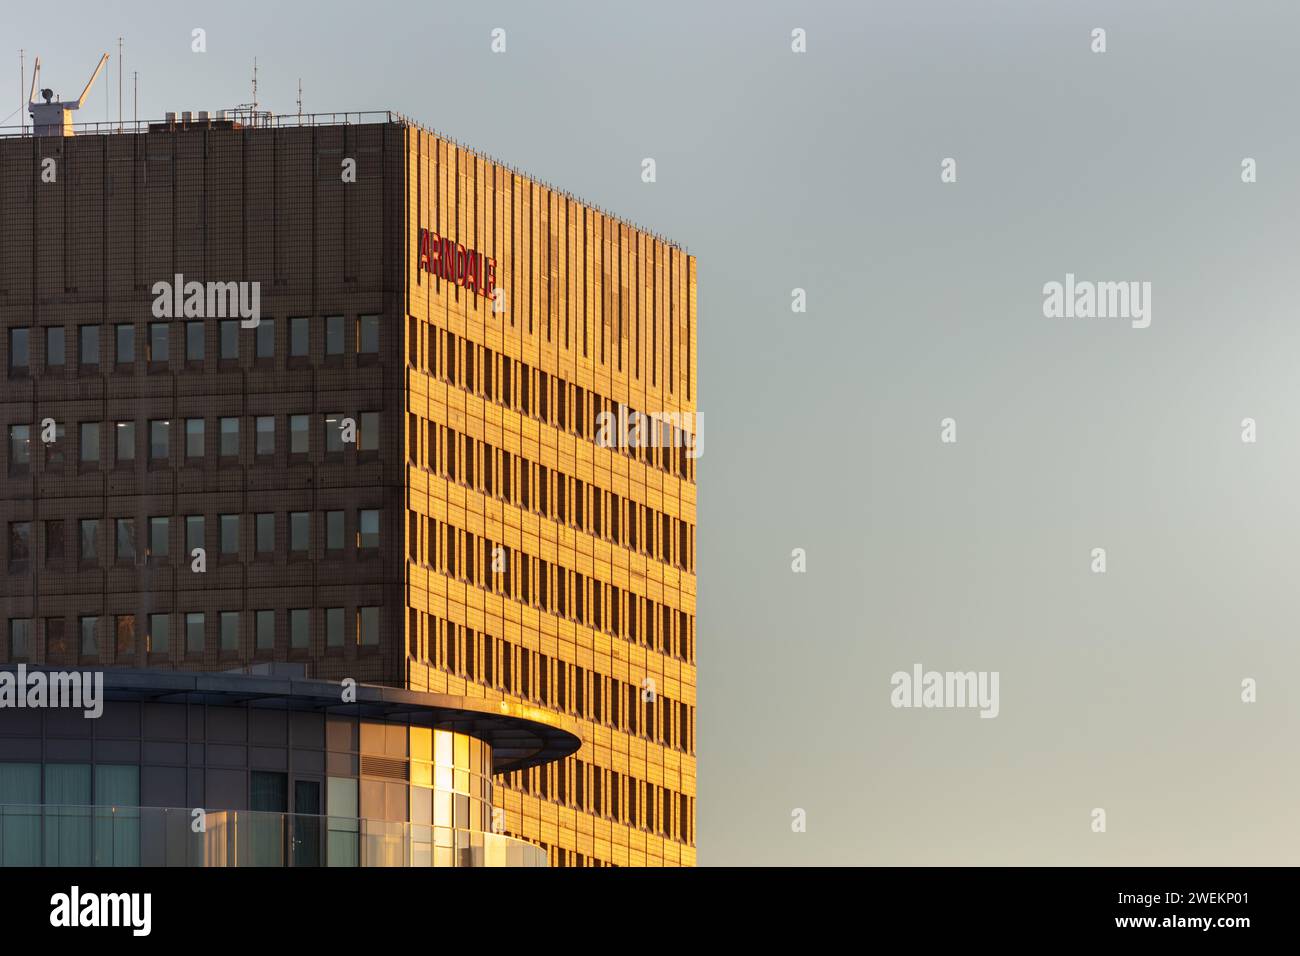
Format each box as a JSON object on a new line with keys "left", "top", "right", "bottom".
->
{"left": 0, "top": 804, "right": 547, "bottom": 867}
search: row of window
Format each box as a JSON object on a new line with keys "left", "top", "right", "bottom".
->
{"left": 502, "top": 761, "right": 694, "bottom": 845}
{"left": 410, "top": 416, "right": 695, "bottom": 572}
{"left": 6, "top": 413, "right": 381, "bottom": 473}
{"left": 420, "top": 614, "right": 694, "bottom": 753}
{"left": 5, "top": 315, "right": 381, "bottom": 375}
{"left": 412, "top": 324, "right": 696, "bottom": 482}
{"left": 5, "top": 607, "right": 381, "bottom": 663}
{"left": 414, "top": 519, "right": 695, "bottom": 663}
{"left": 7, "top": 509, "right": 381, "bottom": 569}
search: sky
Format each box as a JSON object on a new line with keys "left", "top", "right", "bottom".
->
{"left": 5, "top": 0, "right": 1300, "bottom": 865}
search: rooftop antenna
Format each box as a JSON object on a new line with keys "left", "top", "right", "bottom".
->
{"left": 28, "top": 52, "right": 109, "bottom": 136}
{"left": 296, "top": 77, "right": 302, "bottom": 119}
{"left": 133, "top": 71, "right": 137, "bottom": 127}
{"left": 18, "top": 49, "right": 23, "bottom": 135}
{"left": 251, "top": 57, "right": 258, "bottom": 121}
{"left": 117, "top": 36, "right": 122, "bottom": 131}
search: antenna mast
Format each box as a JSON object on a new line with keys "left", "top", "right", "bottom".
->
{"left": 117, "top": 36, "right": 122, "bottom": 131}
{"left": 18, "top": 49, "right": 23, "bottom": 135}
{"left": 297, "top": 78, "right": 302, "bottom": 118}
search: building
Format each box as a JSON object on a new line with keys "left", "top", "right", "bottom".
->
{"left": 0, "top": 104, "right": 697, "bottom": 866}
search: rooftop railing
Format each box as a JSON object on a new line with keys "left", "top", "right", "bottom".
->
{"left": 0, "top": 108, "right": 687, "bottom": 251}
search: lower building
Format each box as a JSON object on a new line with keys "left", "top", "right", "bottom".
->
{"left": 0, "top": 665, "right": 579, "bottom": 866}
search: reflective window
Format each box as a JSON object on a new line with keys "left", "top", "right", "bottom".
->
{"left": 186, "top": 322, "right": 204, "bottom": 362}
{"left": 149, "top": 516, "right": 169, "bottom": 558}
{"left": 149, "top": 323, "right": 169, "bottom": 363}
{"left": 256, "top": 416, "right": 275, "bottom": 455}
{"left": 115, "top": 421, "right": 135, "bottom": 462}
{"left": 290, "top": 317, "right": 309, "bottom": 357}
{"left": 149, "top": 420, "right": 170, "bottom": 460}
{"left": 79, "top": 325, "right": 100, "bottom": 365}
{"left": 290, "top": 415, "right": 309, "bottom": 454}
{"left": 325, "top": 316, "right": 345, "bottom": 356}
{"left": 220, "top": 320, "right": 239, "bottom": 360}
{"left": 358, "top": 510, "right": 379, "bottom": 549}
{"left": 46, "top": 327, "right": 65, "bottom": 367}
{"left": 115, "top": 324, "right": 135, "bottom": 364}
{"left": 219, "top": 417, "right": 239, "bottom": 457}
{"left": 186, "top": 419, "right": 204, "bottom": 457}
{"left": 220, "top": 514, "right": 240, "bottom": 555}
{"left": 357, "top": 315, "right": 379, "bottom": 354}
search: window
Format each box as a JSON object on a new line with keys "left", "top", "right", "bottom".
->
{"left": 79, "top": 325, "right": 100, "bottom": 366}
{"left": 148, "top": 517, "right": 170, "bottom": 559}
{"left": 290, "top": 609, "right": 309, "bottom": 649}
{"left": 9, "top": 521, "right": 31, "bottom": 564}
{"left": 149, "top": 420, "right": 170, "bottom": 461}
{"left": 220, "top": 320, "right": 239, "bottom": 360}
{"left": 115, "top": 324, "right": 135, "bottom": 365}
{"left": 8, "top": 328, "right": 29, "bottom": 375}
{"left": 290, "top": 415, "right": 309, "bottom": 454}
{"left": 357, "top": 607, "right": 379, "bottom": 646}
{"left": 186, "top": 515, "right": 204, "bottom": 556}
{"left": 148, "top": 613, "right": 169, "bottom": 656}
{"left": 44, "top": 423, "right": 65, "bottom": 470}
{"left": 79, "top": 519, "right": 99, "bottom": 563}
{"left": 324, "top": 413, "right": 345, "bottom": 453}
{"left": 9, "top": 619, "right": 31, "bottom": 660}
{"left": 185, "top": 613, "right": 204, "bottom": 655}
{"left": 325, "top": 316, "right": 345, "bottom": 356}
{"left": 115, "top": 518, "right": 136, "bottom": 561}
{"left": 186, "top": 419, "right": 204, "bottom": 458}
{"left": 256, "top": 610, "right": 274, "bottom": 651}
{"left": 149, "top": 323, "right": 169, "bottom": 363}
{"left": 8, "top": 425, "right": 30, "bottom": 470}
{"left": 46, "top": 327, "right": 65, "bottom": 367}
{"left": 358, "top": 510, "right": 379, "bottom": 550}
{"left": 326, "top": 608, "right": 344, "bottom": 647}
{"left": 80, "top": 422, "right": 100, "bottom": 465}
{"left": 219, "top": 417, "right": 239, "bottom": 457}
{"left": 186, "top": 322, "right": 204, "bottom": 362}
{"left": 290, "top": 317, "right": 309, "bottom": 357}
{"left": 45, "top": 618, "right": 68, "bottom": 661}
{"left": 220, "top": 612, "right": 240, "bottom": 652}
{"left": 358, "top": 412, "right": 379, "bottom": 452}
{"left": 290, "top": 512, "right": 309, "bottom": 552}
{"left": 357, "top": 315, "right": 379, "bottom": 355}
{"left": 256, "top": 416, "right": 275, "bottom": 456}
{"left": 115, "top": 615, "right": 136, "bottom": 657}
{"left": 115, "top": 421, "right": 135, "bottom": 463}
{"left": 45, "top": 521, "right": 64, "bottom": 567}
{"left": 220, "top": 514, "right": 239, "bottom": 555}
{"left": 255, "top": 319, "right": 275, "bottom": 359}
{"left": 80, "top": 616, "right": 98, "bottom": 657}
{"left": 326, "top": 511, "right": 344, "bottom": 551}
{"left": 256, "top": 513, "right": 274, "bottom": 554}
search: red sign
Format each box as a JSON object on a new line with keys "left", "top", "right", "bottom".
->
{"left": 418, "top": 228, "right": 497, "bottom": 300}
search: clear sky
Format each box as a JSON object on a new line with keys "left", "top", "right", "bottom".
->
{"left": 6, "top": 0, "right": 1300, "bottom": 865}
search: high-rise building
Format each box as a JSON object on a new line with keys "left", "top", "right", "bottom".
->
{"left": 0, "top": 107, "right": 697, "bottom": 867}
